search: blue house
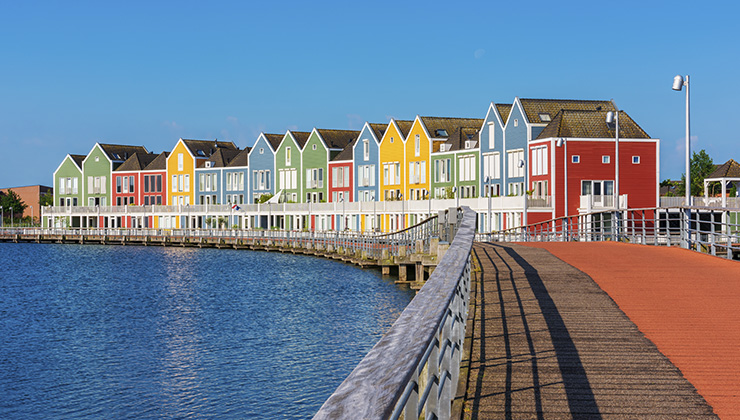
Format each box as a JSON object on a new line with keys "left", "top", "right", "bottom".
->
{"left": 479, "top": 102, "right": 511, "bottom": 198}
{"left": 247, "top": 133, "right": 282, "bottom": 203}
{"left": 506, "top": 98, "right": 617, "bottom": 196}
{"left": 223, "top": 148, "right": 250, "bottom": 205}
{"left": 353, "top": 122, "right": 385, "bottom": 202}
{"left": 194, "top": 148, "right": 241, "bottom": 205}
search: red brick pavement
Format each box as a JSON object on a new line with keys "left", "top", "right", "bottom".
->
{"left": 522, "top": 242, "right": 740, "bottom": 419}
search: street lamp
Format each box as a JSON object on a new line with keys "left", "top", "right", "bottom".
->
{"left": 1, "top": 206, "right": 3, "bottom": 228}
{"left": 30, "top": 205, "right": 34, "bottom": 227}
{"left": 10, "top": 207, "right": 13, "bottom": 228}
{"left": 519, "top": 159, "right": 527, "bottom": 238}
{"left": 486, "top": 176, "right": 492, "bottom": 233}
{"left": 556, "top": 138, "right": 569, "bottom": 236}
{"left": 399, "top": 193, "right": 404, "bottom": 230}
{"left": 606, "top": 108, "right": 620, "bottom": 210}
{"left": 672, "top": 74, "right": 691, "bottom": 207}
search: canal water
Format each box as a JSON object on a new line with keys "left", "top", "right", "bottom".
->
{"left": 0, "top": 242, "right": 414, "bottom": 419}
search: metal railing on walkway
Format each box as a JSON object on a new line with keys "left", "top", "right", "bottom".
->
{"left": 477, "top": 206, "right": 740, "bottom": 259}
{"left": 312, "top": 206, "right": 476, "bottom": 420}
{"left": 1, "top": 208, "right": 467, "bottom": 261}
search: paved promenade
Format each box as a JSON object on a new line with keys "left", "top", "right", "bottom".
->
{"left": 524, "top": 242, "right": 740, "bottom": 420}
{"left": 459, "top": 242, "right": 719, "bottom": 419}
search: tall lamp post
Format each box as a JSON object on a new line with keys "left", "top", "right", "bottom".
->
{"left": 556, "top": 138, "right": 568, "bottom": 236}
{"left": 1, "top": 206, "right": 3, "bottom": 228}
{"left": 606, "top": 107, "right": 620, "bottom": 238}
{"left": 673, "top": 74, "right": 691, "bottom": 249}
{"left": 519, "top": 159, "right": 527, "bottom": 240}
{"left": 486, "top": 177, "right": 492, "bottom": 233}
{"left": 399, "top": 193, "right": 404, "bottom": 230}
{"left": 673, "top": 75, "right": 691, "bottom": 206}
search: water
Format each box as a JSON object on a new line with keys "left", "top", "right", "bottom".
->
{"left": 0, "top": 242, "right": 414, "bottom": 419}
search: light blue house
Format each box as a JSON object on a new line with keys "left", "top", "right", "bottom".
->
{"left": 504, "top": 98, "right": 617, "bottom": 196}
{"left": 479, "top": 102, "right": 511, "bottom": 198}
{"left": 247, "top": 133, "right": 282, "bottom": 203}
{"left": 194, "top": 148, "right": 241, "bottom": 205}
{"left": 353, "top": 122, "right": 385, "bottom": 202}
{"left": 223, "top": 148, "right": 250, "bottom": 205}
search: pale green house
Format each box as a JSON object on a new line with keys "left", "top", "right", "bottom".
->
{"left": 82, "top": 143, "right": 148, "bottom": 206}
{"left": 302, "top": 129, "right": 358, "bottom": 203}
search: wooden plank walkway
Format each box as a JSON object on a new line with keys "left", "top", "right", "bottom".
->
{"left": 458, "top": 242, "right": 717, "bottom": 419}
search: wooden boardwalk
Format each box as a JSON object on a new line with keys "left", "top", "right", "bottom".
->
{"left": 458, "top": 242, "right": 717, "bottom": 419}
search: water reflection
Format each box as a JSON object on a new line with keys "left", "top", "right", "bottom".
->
{"left": 0, "top": 243, "right": 414, "bottom": 419}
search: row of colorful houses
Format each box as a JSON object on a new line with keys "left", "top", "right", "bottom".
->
{"left": 51, "top": 97, "right": 660, "bottom": 231}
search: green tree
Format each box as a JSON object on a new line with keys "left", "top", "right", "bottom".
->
{"left": 257, "top": 193, "right": 273, "bottom": 204}
{"left": 39, "top": 191, "right": 54, "bottom": 207}
{"left": 0, "top": 189, "right": 28, "bottom": 221}
{"left": 675, "top": 150, "right": 715, "bottom": 197}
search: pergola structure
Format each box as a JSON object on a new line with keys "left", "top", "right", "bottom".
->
{"left": 703, "top": 159, "right": 740, "bottom": 207}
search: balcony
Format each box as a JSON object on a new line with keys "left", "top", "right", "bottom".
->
{"left": 660, "top": 196, "right": 740, "bottom": 208}
{"left": 579, "top": 194, "right": 627, "bottom": 210}
{"left": 527, "top": 196, "right": 552, "bottom": 208}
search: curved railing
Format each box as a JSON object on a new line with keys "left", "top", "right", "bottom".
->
{"left": 312, "top": 206, "right": 476, "bottom": 420}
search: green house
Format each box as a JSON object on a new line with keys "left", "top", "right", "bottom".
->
{"left": 302, "top": 129, "right": 358, "bottom": 203}
{"left": 274, "top": 131, "right": 310, "bottom": 203}
{"left": 53, "top": 154, "right": 85, "bottom": 208}
{"left": 82, "top": 143, "right": 148, "bottom": 206}
{"left": 431, "top": 127, "right": 481, "bottom": 199}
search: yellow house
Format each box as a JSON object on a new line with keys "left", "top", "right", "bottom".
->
{"left": 165, "top": 139, "right": 237, "bottom": 227}
{"left": 378, "top": 119, "right": 412, "bottom": 231}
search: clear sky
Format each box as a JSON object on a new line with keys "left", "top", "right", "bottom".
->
{"left": 1, "top": 0, "right": 738, "bottom": 188}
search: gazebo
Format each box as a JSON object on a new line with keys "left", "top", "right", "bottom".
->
{"left": 703, "top": 159, "right": 740, "bottom": 207}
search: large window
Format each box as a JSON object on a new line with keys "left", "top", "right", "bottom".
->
{"left": 507, "top": 149, "right": 525, "bottom": 178}
{"left": 357, "top": 165, "right": 375, "bottom": 187}
{"left": 458, "top": 155, "right": 476, "bottom": 182}
{"left": 435, "top": 158, "right": 452, "bottom": 183}
{"left": 408, "top": 161, "right": 426, "bottom": 184}
{"left": 488, "top": 122, "right": 494, "bottom": 149}
{"left": 483, "top": 153, "right": 500, "bottom": 180}
{"left": 383, "top": 162, "right": 401, "bottom": 185}
{"left": 531, "top": 145, "right": 548, "bottom": 176}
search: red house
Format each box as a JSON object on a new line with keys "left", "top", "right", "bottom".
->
{"left": 112, "top": 152, "right": 168, "bottom": 227}
{"left": 527, "top": 110, "right": 658, "bottom": 225}
{"left": 328, "top": 141, "right": 354, "bottom": 230}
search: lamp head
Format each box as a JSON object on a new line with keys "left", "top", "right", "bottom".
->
{"left": 606, "top": 111, "right": 615, "bottom": 124}
{"left": 672, "top": 75, "right": 684, "bottom": 91}
{"left": 556, "top": 138, "right": 564, "bottom": 147}
{"left": 518, "top": 159, "right": 525, "bottom": 168}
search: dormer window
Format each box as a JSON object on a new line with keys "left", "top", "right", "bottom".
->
{"left": 197, "top": 150, "right": 206, "bottom": 157}
{"left": 465, "top": 141, "right": 473, "bottom": 149}
{"left": 205, "top": 161, "right": 212, "bottom": 168}
{"left": 439, "top": 144, "right": 447, "bottom": 152}
{"left": 435, "top": 129, "right": 448, "bottom": 137}
{"left": 539, "top": 113, "right": 551, "bottom": 122}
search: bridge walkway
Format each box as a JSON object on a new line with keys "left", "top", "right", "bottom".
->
{"left": 459, "top": 242, "right": 717, "bottom": 419}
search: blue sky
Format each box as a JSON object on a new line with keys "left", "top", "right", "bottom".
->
{"left": 1, "top": 0, "right": 738, "bottom": 187}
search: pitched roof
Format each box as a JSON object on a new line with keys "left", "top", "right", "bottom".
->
{"left": 535, "top": 110, "right": 651, "bottom": 139}
{"left": 98, "top": 143, "right": 149, "bottom": 162}
{"left": 226, "top": 147, "right": 251, "bottom": 168}
{"left": 180, "top": 139, "right": 237, "bottom": 158}
{"left": 394, "top": 120, "right": 414, "bottom": 138}
{"left": 289, "top": 131, "right": 311, "bottom": 148}
{"left": 115, "top": 152, "right": 160, "bottom": 172}
{"left": 367, "top": 123, "right": 386, "bottom": 140}
{"left": 441, "top": 127, "right": 481, "bottom": 152}
{"left": 70, "top": 154, "right": 86, "bottom": 169}
{"left": 315, "top": 129, "right": 360, "bottom": 150}
{"left": 331, "top": 138, "right": 356, "bottom": 162}
{"left": 518, "top": 99, "right": 616, "bottom": 124}
{"left": 143, "top": 152, "right": 169, "bottom": 171}
{"left": 264, "top": 133, "right": 283, "bottom": 151}
{"left": 495, "top": 104, "right": 512, "bottom": 123}
{"left": 202, "top": 148, "right": 241, "bottom": 168}
{"left": 419, "top": 117, "right": 484, "bottom": 140}
{"left": 707, "top": 159, "right": 740, "bottom": 179}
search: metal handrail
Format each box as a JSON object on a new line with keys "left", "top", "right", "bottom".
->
{"left": 312, "top": 206, "right": 476, "bottom": 420}
{"left": 478, "top": 206, "right": 740, "bottom": 259}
